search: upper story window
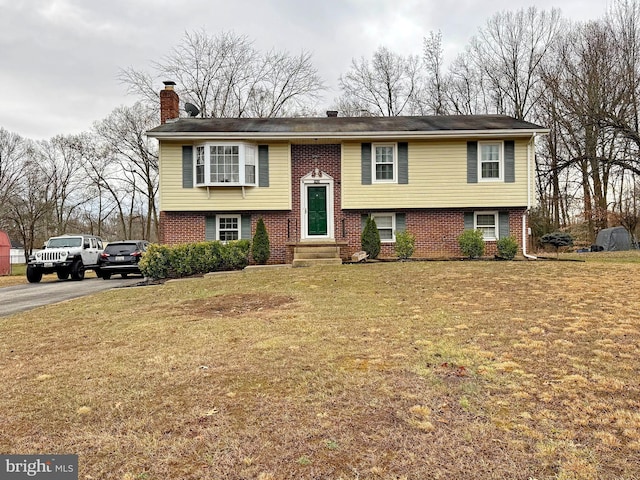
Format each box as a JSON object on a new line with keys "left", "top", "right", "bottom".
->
{"left": 193, "top": 143, "right": 256, "bottom": 187}
{"left": 478, "top": 142, "right": 503, "bottom": 181}
{"left": 373, "top": 143, "right": 397, "bottom": 183}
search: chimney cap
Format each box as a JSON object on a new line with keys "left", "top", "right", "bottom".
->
{"left": 163, "top": 80, "right": 177, "bottom": 88}
{"left": 326, "top": 110, "right": 338, "bottom": 117}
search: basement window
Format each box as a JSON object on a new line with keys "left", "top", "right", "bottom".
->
{"left": 194, "top": 142, "right": 256, "bottom": 187}
{"left": 217, "top": 215, "right": 240, "bottom": 241}
{"left": 475, "top": 211, "right": 498, "bottom": 240}
{"left": 371, "top": 213, "right": 396, "bottom": 242}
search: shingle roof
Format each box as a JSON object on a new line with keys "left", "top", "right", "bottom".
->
{"left": 147, "top": 114, "right": 546, "bottom": 138}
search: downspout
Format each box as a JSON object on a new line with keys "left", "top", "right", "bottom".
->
{"left": 523, "top": 134, "right": 537, "bottom": 260}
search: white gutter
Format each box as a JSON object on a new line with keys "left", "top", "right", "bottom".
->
{"left": 523, "top": 133, "right": 537, "bottom": 260}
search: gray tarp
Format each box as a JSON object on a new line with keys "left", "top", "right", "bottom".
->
{"left": 595, "top": 226, "right": 632, "bottom": 251}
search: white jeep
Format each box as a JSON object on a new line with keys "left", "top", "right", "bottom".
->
{"left": 26, "top": 234, "right": 104, "bottom": 283}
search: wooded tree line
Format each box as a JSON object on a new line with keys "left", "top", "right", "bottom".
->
{"left": 2, "top": 0, "right": 639, "bottom": 255}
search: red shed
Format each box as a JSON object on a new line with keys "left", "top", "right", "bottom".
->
{"left": 0, "top": 230, "right": 10, "bottom": 275}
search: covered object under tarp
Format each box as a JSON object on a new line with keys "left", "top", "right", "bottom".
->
{"left": 595, "top": 226, "right": 633, "bottom": 251}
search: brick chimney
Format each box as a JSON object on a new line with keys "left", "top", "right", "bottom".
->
{"left": 160, "top": 81, "right": 179, "bottom": 124}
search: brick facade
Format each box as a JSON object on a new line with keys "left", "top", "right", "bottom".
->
{"left": 159, "top": 144, "right": 530, "bottom": 263}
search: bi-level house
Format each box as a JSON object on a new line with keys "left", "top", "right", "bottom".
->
{"left": 147, "top": 82, "right": 548, "bottom": 264}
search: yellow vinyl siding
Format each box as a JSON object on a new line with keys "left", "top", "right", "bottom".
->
{"left": 341, "top": 139, "right": 531, "bottom": 209}
{"left": 159, "top": 142, "right": 291, "bottom": 211}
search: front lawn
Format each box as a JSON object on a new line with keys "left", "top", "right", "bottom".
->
{"left": 1, "top": 254, "right": 639, "bottom": 479}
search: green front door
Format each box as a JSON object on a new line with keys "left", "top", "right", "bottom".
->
{"left": 307, "top": 186, "right": 327, "bottom": 236}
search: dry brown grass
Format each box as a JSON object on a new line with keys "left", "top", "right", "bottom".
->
{"left": 1, "top": 254, "right": 640, "bottom": 479}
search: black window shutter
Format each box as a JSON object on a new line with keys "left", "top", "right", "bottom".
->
{"left": 499, "top": 212, "right": 510, "bottom": 239}
{"left": 504, "top": 140, "right": 515, "bottom": 183}
{"left": 361, "top": 143, "right": 372, "bottom": 185}
{"left": 258, "top": 145, "right": 269, "bottom": 187}
{"left": 205, "top": 215, "right": 216, "bottom": 241}
{"left": 241, "top": 215, "right": 252, "bottom": 239}
{"left": 398, "top": 142, "right": 408, "bottom": 184}
{"left": 395, "top": 213, "right": 406, "bottom": 233}
{"left": 464, "top": 212, "right": 474, "bottom": 230}
{"left": 467, "top": 142, "right": 478, "bottom": 184}
{"left": 182, "top": 146, "right": 193, "bottom": 188}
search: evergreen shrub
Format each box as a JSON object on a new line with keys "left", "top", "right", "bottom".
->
{"left": 251, "top": 217, "right": 270, "bottom": 264}
{"left": 361, "top": 216, "right": 381, "bottom": 259}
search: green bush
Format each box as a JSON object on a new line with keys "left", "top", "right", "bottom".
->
{"left": 496, "top": 235, "right": 518, "bottom": 260}
{"left": 219, "top": 240, "right": 251, "bottom": 271}
{"left": 395, "top": 230, "right": 416, "bottom": 260}
{"left": 541, "top": 231, "right": 573, "bottom": 257}
{"left": 457, "top": 229, "right": 485, "bottom": 258}
{"left": 139, "top": 243, "right": 171, "bottom": 279}
{"left": 139, "top": 240, "right": 250, "bottom": 279}
{"left": 251, "top": 217, "right": 270, "bottom": 264}
{"left": 361, "top": 216, "right": 381, "bottom": 259}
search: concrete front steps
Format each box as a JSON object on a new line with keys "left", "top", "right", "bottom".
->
{"left": 292, "top": 242, "right": 343, "bottom": 267}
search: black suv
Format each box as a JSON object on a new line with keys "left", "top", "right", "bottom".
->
{"left": 98, "top": 240, "right": 148, "bottom": 279}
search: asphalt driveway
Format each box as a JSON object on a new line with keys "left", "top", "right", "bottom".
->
{"left": 0, "top": 276, "right": 144, "bottom": 317}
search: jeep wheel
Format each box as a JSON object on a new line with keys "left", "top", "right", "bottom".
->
{"left": 102, "top": 272, "right": 112, "bottom": 280}
{"left": 57, "top": 269, "right": 70, "bottom": 280}
{"left": 26, "top": 266, "right": 43, "bottom": 283}
{"left": 71, "top": 260, "right": 85, "bottom": 281}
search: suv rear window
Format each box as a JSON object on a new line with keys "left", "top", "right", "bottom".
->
{"left": 105, "top": 243, "right": 139, "bottom": 255}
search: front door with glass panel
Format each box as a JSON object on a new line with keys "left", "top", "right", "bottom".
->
{"left": 307, "top": 186, "right": 328, "bottom": 236}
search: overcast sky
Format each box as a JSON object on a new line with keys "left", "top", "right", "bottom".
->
{"left": 0, "top": 0, "right": 610, "bottom": 140}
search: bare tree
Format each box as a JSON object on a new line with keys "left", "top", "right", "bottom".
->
{"left": 446, "top": 51, "right": 492, "bottom": 115}
{"left": 119, "top": 30, "right": 324, "bottom": 119}
{"left": 38, "top": 135, "right": 92, "bottom": 234}
{"left": 422, "top": 31, "right": 448, "bottom": 114}
{"left": 337, "top": 46, "right": 424, "bottom": 116}
{"left": 78, "top": 140, "right": 129, "bottom": 239}
{"left": 5, "top": 145, "right": 54, "bottom": 258}
{"left": 445, "top": 7, "right": 562, "bottom": 120}
{"left": 0, "top": 128, "right": 28, "bottom": 228}
{"left": 542, "top": 20, "right": 624, "bottom": 238}
{"left": 93, "top": 102, "right": 159, "bottom": 239}
{"left": 469, "top": 7, "right": 563, "bottom": 120}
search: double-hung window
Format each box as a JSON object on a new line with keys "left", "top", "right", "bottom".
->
{"left": 478, "top": 142, "right": 503, "bottom": 181}
{"left": 217, "top": 215, "right": 240, "bottom": 241}
{"left": 371, "top": 213, "right": 396, "bottom": 242}
{"left": 194, "top": 143, "right": 257, "bottom": 186}
{"left": 373, "top": 144, "right": 396, "bottom": 183}
{"left": 195, "top": 146, "right": 205, "bottom": 184}
{"left": 475, "top": 212, "right": 498, "bottom": 241}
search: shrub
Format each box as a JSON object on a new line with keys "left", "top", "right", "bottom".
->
{"left": 361, "top": 216, "right": 381, "bottom": 259}
{"left": 458, "top": 229, "right": 485, "bottom": 258}
{"left": 541, "top": 231, "right": 573, "bottom": 257}
{"left": 220, "top": 240, "right": 251, "bottom": 271}
{"left": 496, "top": 236, "right": 518, "bottom": 260}
{"left": 139, "top": 243, "right": 171, "bottom": 279}
{"left": 395, "top": 230, "right": 416, "bottom": 260}
{"left": 139, "top": 240, "right": 250, "bottom": 279}
{"left": 251, "top": 217, "right": 270, "bottom": 264}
